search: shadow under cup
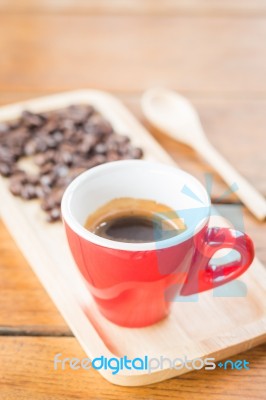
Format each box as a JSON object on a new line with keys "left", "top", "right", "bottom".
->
{"left": 61, "top": 160, "right": 254, "bottom": 327}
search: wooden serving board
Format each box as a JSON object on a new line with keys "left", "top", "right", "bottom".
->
{"left": 0, "top": 90, "right": 265, "bottom": 386}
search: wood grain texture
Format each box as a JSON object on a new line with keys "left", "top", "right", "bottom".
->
{"left": 1, "top": 15, "right": 266, "bottom": 94}
{"left": 1, "top": 0, "right": 266, "bottom": 15}
{"left": 123, "top": 96, "right": 266, "bottom": 199}
{"left": 0, "top": 93, "right": 265, "bottom": 336}
{"left": 0, "top": 91, "right": 265, "bottom": 386}
{"left": 0, "top": 220, "right": 70, "bottom": 335}
{"left": 0, "top": 337, "right": 265, "bottom": 400}
{"left": 0, "top": 207, "right": 265, "bottom": 333}
{"left": 0, "top": 0, "right": 265, "bottom": 397}
{"left": 0, "top": 92, "right": 265, "bottom": 200}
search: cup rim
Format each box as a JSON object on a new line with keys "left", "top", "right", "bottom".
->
{"left": 61, "top": 160, "right": 210, "bottom": 251}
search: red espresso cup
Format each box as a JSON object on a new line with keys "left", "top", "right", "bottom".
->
{"left": 61, "top": 160, "right": 254, "bottom": 327}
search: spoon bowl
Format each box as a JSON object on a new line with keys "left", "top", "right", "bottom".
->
{"left": 142, "top": 88, "right": 205, "bottom": 146}
{"left": 141, "top": 88, "right": 266, "bottom": 221}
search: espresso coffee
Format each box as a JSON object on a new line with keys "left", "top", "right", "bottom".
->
{"left": 85, "top": 198, "right": 186, "bottom": 243}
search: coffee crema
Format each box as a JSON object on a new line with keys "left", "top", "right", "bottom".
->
{"left": 84, "top": 197, "right": 186, "bottom": 243}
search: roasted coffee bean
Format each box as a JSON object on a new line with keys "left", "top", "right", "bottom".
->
{"left": 55, "top": 176, "right": 72, "bottom": 188}
{"left": 65, "top": 105, "right": 93, "bottom": 124}
{"left": 52, "top": 130, "right": 64, "bottom": 142}
{"left": 0, "top": 122, "right": 8, "bottom": 134}
{"left": 66, "top": 167, "right": 87, "bottom": 181}
{"left": 106, "top": 141, "right": 119, "bottom": 152}
{"left": 107, "top": 151, "right": 121, "bottom": 162}
{"left": 59, "top": 142, "right": 74, "bottom": 152}
{"left": 21, "top": 111, "right": 44, "bottom": 128}
{"left": 76, "top": 154, "right": 107, "bottom": 169}
{"left": 24, "top": 139, "right": 38, "bottom": 155}
{"left": 34, "top": 151, "right": 56, "bottom": 166}
{"left": 94, "top": 143, "right": 107, "bottom": 154}
{"left": 0, "top": 104, "right": 144, "bottom": 222}
{"left": 36, "top": 185, "right": 51, "bottom": 198}
{"left": 34, "top": 153, "right": 47, "bottom": 166}
{"left": 26, "top": 174, "right": 40, "bottom": 185}
{"left": 9, "top": 181, "right": 23, "bottom": 196}
{"left": 44, "top": 136, "right": 57, "bottom": 149}
{"left": 10, "top": 171, "right": 27, "bottom": 185}
{"left": 46, "top": 207, "right": 61, "bottom": 222}
{"left": 55, "top": 165, "right": 69, "bottom": 178}
{"left": 12, "top": 147, "right": 24, "bottom": 159}
{"left": 0, "top": 163, "right": 13, "bottom": 177}
{"left": 9, "top": 121, "right": 19, "bottom": 130}
{"left": 7, "top": 128, "right": 30, "bottom": 147}
{"left": 42, "top": 187, "right": 65, "bottom": 211}
{"left": 39, "top": 162, "right": 54, "bottom": 176}
{"left": 35, "top": 137, "right": 48, "bottom": 152}
{"left": 8, "top": 172, "right": 28, "bottom": 193}
{"left": 42, "top": 118, "right": 60, "bottom": 134}
{"left": 40, "top": 173, "right": 56, "bottom": 187}
{"left": 84, "top": 115, "right": 113, "bottom": 136}
{"left": 52, "top": 187, "right": 66, "bottom": 204}
{"left": 60, "top": 152, "right": 73, "bottom": 166}
{"left": 78, "top": 135, "right": 98, "bottom": 154}
{"left": 68, "top": 129, "right": 84, "bottom": 144}
{"left": 130, "top": 147, "right": 143, "bottom": 159}
{"left": 63, "top": 129, "right": 76, "bottom": 141}
{"left": 118, "top": 142, "right": 130, "bottom": 155}
{"left": 20, "top": 184, "right": 37, "bottom": 200}
{"left": 91, "top": 154, "right": 107, "bottom": 164}
{"left": 60, "top": 119, "right": 75, "bottom": 131}
{"left": 0, "top": 147, "right": 16, "bottom": 163}
{"left": 35, "top": 185, "right": 46, "bottom": 198}
{"left": 109, "top": 133, "right": 130, "bottom": 145}
{"left": 41, "top": 196, "right": 55, "bottom": 211}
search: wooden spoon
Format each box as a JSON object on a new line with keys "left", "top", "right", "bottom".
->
{"left": 142, "top": 88, "right": 266, "bottom": 221}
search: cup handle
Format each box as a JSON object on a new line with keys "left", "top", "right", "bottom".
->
{"left": 181, "top": 227, "right": 254, "bottom": 296}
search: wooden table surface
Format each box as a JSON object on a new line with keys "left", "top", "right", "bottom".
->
{"left": 0, "top": 1, "right": 265, "bottom": 399}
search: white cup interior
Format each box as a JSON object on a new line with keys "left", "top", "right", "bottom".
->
{"left": 61, "top": 160, "right": 210, "bottom": 250}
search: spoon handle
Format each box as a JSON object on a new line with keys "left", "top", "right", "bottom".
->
{"left": 196, "top": 138, "right": 266, "bottom": 221}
